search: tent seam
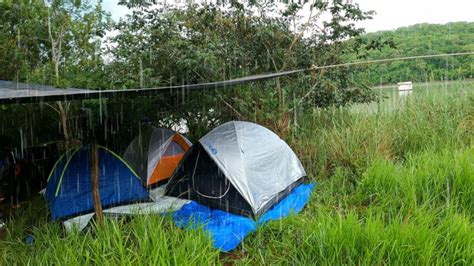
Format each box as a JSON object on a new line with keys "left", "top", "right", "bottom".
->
{"left": 99, "top": 145, "right": 141, "bottom": 179}
{"left": 232, "top": 121, "right": 256, "bottom": 214}
{"left": 54, "top": 147, "right": 81, "bottom": 197}
{"left": 147, "top": 135, "right": 173, "bottom": 183}
{"left": 47, "top": 150, "right": 70, "bottom": 182}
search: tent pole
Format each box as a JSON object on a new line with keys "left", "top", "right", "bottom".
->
{"left": 90, "top": 142, "right": 103, "bottom": 225}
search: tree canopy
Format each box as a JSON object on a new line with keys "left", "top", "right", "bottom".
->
{"left": 3, "top": 1, "right": 471, "bottom": 148}
{"left": 349, "top": 22, "right": 474, "bottom": 85}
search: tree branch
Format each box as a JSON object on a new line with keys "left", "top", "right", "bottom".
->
{"left": 218, "top": 95, "right": 243, "bottom": 119}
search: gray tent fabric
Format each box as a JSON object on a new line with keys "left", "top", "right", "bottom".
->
{"left": 0, "top": 80, "right": 92, "bottom": 98}
{"left": 122, "top": 129, "right": 154, "bottom": 182}
{"left": 198, "top": 121, "right": 306, "bottom": 214}
{"left": 146, "top": 128, "right": 176, "bottom": 180}
{"left": 63, "top": 185, "right": 190, "bottom": 232}
{"left": 123, "top": 127, "right": 191, "bottom": 185}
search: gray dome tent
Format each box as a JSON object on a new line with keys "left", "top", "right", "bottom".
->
{"left": 123, "top": 127, "right": 192, "bottom": 187}
{"left": 165, "top": 121, "right": 306, "bottom": 218}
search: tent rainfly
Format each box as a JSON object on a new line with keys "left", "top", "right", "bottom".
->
{"left": 123, "top": 128, "right": 192, "bottom": 187}
{"left": 45, "top": 146, "right": 150, "bottom": 221}
{"left": 165, "top": 121, "right": 307, "bottom": 218}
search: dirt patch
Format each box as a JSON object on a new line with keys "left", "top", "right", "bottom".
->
{"left": 220, "top": 250, "right": 248, "bottom": 265}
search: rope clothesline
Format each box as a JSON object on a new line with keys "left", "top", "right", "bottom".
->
{"left": 311, "top": 51, "right": 474, "bottom": 70}
{"left": 0, "top": 51, "right": 472, "bottom": 104}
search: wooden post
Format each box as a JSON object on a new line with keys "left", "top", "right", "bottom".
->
{"left": 90, "top": 143, "right": 103, "bottom": 225}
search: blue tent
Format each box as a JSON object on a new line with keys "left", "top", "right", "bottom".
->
{"left": 45, "top": 146, "right": 150, "bottom": 220}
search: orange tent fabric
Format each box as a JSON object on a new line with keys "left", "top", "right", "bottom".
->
{"left": 123, "top": 128, "right": 192, "bottom": 187}
{"left": 148, "top": 134, "right": 190, "bottom": 185}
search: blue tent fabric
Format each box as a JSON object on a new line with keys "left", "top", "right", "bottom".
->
{"left": 173, "top": 183, "right": 315, "bottom": 252}
{"left": 45, "top": 146, "right": 150, "bottom": 220}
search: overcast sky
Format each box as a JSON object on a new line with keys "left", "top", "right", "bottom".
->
{"left": 102, "top": 0, "right": 474, "bottom": 33}
{"left": 356, "top": 0, "right": 474, "bottom": 32}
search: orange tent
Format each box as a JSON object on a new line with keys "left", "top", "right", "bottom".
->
{"left": 123, "top": 128, "right": 191, "bottom": 187}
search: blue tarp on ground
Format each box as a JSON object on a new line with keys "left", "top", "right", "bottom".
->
{"left": 173, "top": 183, "right": 315, "bottom": 252}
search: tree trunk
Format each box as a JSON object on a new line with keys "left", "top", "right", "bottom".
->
{"left": 57, "top": 101, "right": 70, "bottom": 142}
{"left": 54, "top": 61, "right": 60, "bottom": 85}
{"left": 90, "top": 143, "right": 103, "bottom": 226}
{"left": 275, "top": 76, "right": 283, "bottom": 107}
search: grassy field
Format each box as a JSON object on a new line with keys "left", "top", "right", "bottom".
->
{"left": 0, "top": 81, "right": 473, "bottom": 265}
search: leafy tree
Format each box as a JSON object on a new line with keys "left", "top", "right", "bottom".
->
{"left": 0, "top": 0, "right": 111, "bottom": 144}
{"left": 107, "top": 1, "right": 381, "bottom": 111}
{"left": 0, "top": 0, "right": 387, "bottom": 147}
{"left": 349, "top": 22, "right": 474, "bottom": 85}
{"left": 0, "top": 0, "right": 49, "bottom": 81}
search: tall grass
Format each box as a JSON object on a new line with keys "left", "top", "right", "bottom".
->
{"left": 290, "top": 82, "right": 473, "bottom": 177}
{"left": 238, "top": 148, "right": 474, "bottom": 265}
{"left": 1, "top": 209, "right": 220, "bottom": 265}
{"left": 1, "top": 81, "right": 473, "bottom": 265}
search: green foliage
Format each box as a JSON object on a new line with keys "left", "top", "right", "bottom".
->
{"left": 0, "top": 1, "right": 384, "bottom": 147}
{"left": 105, "top": 1, "right": 379, "bottom": 107}
{"left": 0, "top": 200, "right": 220, "bottom": 265}
{"left": 0, "top": 0, "right": 49, "bottom": 80}
{"left": 286, "top": 81, "right": 473, "bottom": 178}
{"left": 0, "top": 0, "right": 113, "bottom": 144}
{"left": 0, "top": 0, "right": 111, "bottom": 87}
{"left": 349, "top": 22, "right": 474, "bottom": 85}
{"left": 357, "top": 150, "right": 474, "bottom": 219}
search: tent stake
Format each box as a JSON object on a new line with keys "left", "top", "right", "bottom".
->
{"left": 90, "top": 143, "right": 103, "bottom": 225}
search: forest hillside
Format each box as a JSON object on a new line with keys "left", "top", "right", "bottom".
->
{"left": 350, "top": 22, "right": 474, "bottom": 85}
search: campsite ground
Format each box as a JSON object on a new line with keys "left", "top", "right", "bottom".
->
{"left": 0, "top": 80, "right": 473, "bottom": 265}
